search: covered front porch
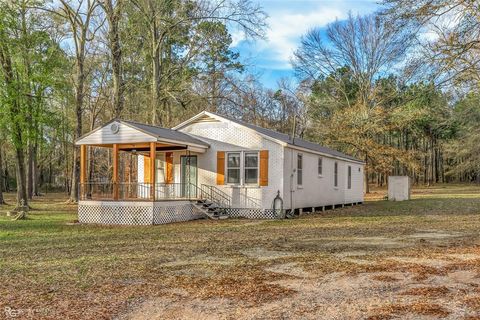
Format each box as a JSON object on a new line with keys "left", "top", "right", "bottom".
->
{"left": 79, "top": 142, "right": 202, "bottom": 202}
{"left": 77, "top": 120, "right": 210, "bottom": 203}
{"left": 75, "top": 120, "right": 217, "bottom": 225}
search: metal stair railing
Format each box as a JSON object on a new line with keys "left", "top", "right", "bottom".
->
{"left": 200, "top": 184, "right": 231, "bottom": 208}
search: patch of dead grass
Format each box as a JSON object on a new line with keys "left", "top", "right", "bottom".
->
{"left": 167, "top": 266, "right": 297, "bottom": 304}
{"left": 401, "top": 286, "right": 450, "bottom": 297}
{"left": 368, "top": 302, "right": 451, "bottom": 320}
{"left": 371, "top": 274, "right": 400, "bottom": 282}
{"left": 465, "top": 296, "right": 480, "bottom": 311}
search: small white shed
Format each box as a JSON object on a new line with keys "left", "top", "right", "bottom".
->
{"left": 388, "top": 176, "right": 411, "bottom": 201}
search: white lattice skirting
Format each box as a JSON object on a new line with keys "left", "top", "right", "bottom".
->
{"left": 78, "top": 201, "right": 206, "bottom": 225}
{"left": 78, "top": 201, "right": 281, "bottom": 225}
{"left": 225, "top": 208, "right": 278, "bottom": 219}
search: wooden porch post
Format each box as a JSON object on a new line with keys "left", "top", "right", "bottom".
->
{"left": 80, "top": 145, "right": 87, "bottom": 200}
{"left": 150, "top": 142, "right": 156, "bottom": 200}
{"left": 113, "top": 144, "right": 119, "bottom": 200}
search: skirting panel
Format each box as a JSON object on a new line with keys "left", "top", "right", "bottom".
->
{"left": 153, "top": 202, "right": 205, "bottom": 224}
{"left": 78, "top": 201, "right": 206, "bottom": 225}
{"left": 226, "top": 208, "right": 278, "bottom": 219}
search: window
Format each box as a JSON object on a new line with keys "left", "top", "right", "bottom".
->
{"left": 297, "top": 154, "right": 303, "bottom": 186}
{"left": 226, "top": 151, "right": 259, "bottom": 185}
{"left": 244, "top": 152, "right": 259, "bottom": 184}
{"left": 348, "top": 165, "right": 351, "bottom": 189}
{"left": 227, "top": 152, "right": 241, "bottom": 184}
{"left": 318, "top": 157, "right": 323, "bottom": 176}
{"left": 334, "top": 162, "right": 338, "bottom": 187}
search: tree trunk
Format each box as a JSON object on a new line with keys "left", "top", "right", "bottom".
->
{"left": 0, "top": 41, "right": 27, "bottom": 207}
{"left": 364, "top": 153, "right": 369, "bottom": 194}
{"left": 69, "top": 59, "right": 85, "bottom": 203}
{"left": 104, "top": 0, "right": 124, "bottom": 118}
{"left": 15, "top": 145, "right": 28, "bottom": 207}
{"left": 27, "top": 143, "right": 33, "bottom": 199}
{"left": 32, "top": 143, "right": 39, "bottom": 196}
{"left": 151, "top": 21, "right": 162, "bottom": 125}
{"left": 0, "top": 146, "right": 4, "bottom": 205}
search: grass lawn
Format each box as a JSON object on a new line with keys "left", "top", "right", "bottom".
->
{"left": 1, "top": 185, "right": 480, "bottom": 319}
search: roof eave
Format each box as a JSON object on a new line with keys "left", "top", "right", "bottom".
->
{"left": 286, "top": 144, "right": 365, "bottom": 164}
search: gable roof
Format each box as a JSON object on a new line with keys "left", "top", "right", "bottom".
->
{"left": 121, "top": 120, "right": 209, "bottom": 147}
{"left": 174, "top": 111, "right": 363, "bottom": 163}
{"left": 76, "top": 119, "right": 209, "bottom": 148}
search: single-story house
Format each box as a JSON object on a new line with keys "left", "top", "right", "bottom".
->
{"left": 76, "top": 111, "right": 364, "bottom": 225}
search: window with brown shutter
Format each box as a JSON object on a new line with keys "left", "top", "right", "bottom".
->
{"left": 259, "top": 150, "right": 269, "bottom": 186}
{"left": 216, "top": 151, "right": 225, "bottom": 185}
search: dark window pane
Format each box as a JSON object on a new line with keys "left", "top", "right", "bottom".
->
{"left": 297, "top": 154, "right": 303, "bottom": 185}
{"left": 227, "top": 153, "right": 240, "bottom": 167}
{"left": 245, "top": 153, "right": 258, "bottom": 167}
{"left": 318, "top": 158, "right": 322, "bottom": 175}
{"left": 227, "top": 169, "right": 240, "bottom": 183}
{"left": 334, "top": 162, "right": 338, "bottom": 187}
{"left": 245, "top": 169, "right": 258, "bottom": 184}
{"left": 348, "top": 166, "right": 351, "bottom": 189}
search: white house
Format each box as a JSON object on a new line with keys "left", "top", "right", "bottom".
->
{"left": 76, "top": 111, "right": 364, "bottom": 225}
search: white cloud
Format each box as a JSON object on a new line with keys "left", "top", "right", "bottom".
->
{"left": 232, "top": 0, "right": 379, "bottom": 70}
{"left": 264, "top": 7, "right": 346, "bottom": 67}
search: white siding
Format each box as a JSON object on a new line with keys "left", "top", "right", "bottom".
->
{"left": 77, "top": 121, "right": 156, "bottom": 145}
{"left": 344, "top": 163, "right": 364, "bottom": 203}
{"left": 283, "top": 147, "right": 364, "bottom": 210}
{"left": 179, "top": 120, "right": 284, "bottom": 209}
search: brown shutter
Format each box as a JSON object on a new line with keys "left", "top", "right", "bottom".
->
{"left": 216, "top": 151, "right": 225, "bottom": 185}
{"left": 143, "top": 156, "right": 151, "bottom": 183}
{"left": 259, "top": 150, "right": 269, "bottom": 186}
{"left": 165, "top": 152, "right": 174, "bottom": 184}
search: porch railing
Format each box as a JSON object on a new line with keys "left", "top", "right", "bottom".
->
{"left": 80, "top": 182, "right": 199, "bottom": 201}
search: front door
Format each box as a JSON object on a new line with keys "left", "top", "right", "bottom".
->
{"left": 180, "top": 155, "right": 197, "bottom": 198}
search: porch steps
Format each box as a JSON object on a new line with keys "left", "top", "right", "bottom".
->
{"left": 194, "top": 200, "right": 229, "bottom": 220}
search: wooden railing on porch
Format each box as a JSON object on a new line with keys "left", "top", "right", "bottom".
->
{"left": 79, "top": 182, "right": 199, "bottom": 201}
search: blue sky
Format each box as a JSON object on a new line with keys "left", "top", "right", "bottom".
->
{"left": 231, "top": 0, "right": 380, "bottom": 88}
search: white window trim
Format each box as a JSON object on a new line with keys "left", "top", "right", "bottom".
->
{"left": 244, "top": 151, "right": 260, "bottom": 185}
{"left": 225, "top": 151, "right": 260, "bottom": 187}
{"left": 226, "top": 152, "right": 241, "bottom": 185}
{"left": 297, "top": 153, "right": 303, "bottom": 188}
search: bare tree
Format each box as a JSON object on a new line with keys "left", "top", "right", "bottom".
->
{"left": 383, "top": 0, "right": 480, "bottom": 87}
{"left": 293, "top": 13, "right": 415, "bottom": 108}
{"left": 293, "top": 14, "right": 416, "bottom": 193}
{"left": 130, "top": 0, "right": 267, "bottom": 126}
{"left": 45, "top": 0, "right": 104, "bottom": 203}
